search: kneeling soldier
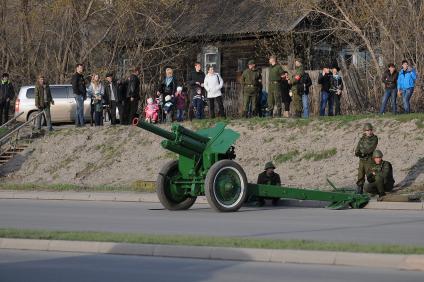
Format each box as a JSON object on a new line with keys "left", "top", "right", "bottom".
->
{"left": 256, "top": 162, "right": 281, "bottom": 206}
{"left": 365, "top": 150, "right": 395, "bottom": 197}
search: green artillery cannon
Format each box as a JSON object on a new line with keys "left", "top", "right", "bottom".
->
{"left": 135, "top": 120, "right": 369, "bottom": 212}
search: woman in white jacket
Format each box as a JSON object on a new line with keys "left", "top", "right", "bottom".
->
{"left": 204, "top": 66, "right": 225, "bottom": 118}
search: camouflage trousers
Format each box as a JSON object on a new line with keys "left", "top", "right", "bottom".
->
{"left": 356, "top": 158, "right": 374, "bottom": 186}
{"left": 268, "top": 83, "right": 282, "bottom": 116}
{"left": 365, "top": 176, "right": 394, "bottom": 196}
{"left": 243, "top": 87, "right": 258, "bottom": 114}
{"left": 292, "top": 92, "right": 302, "bottom": 117}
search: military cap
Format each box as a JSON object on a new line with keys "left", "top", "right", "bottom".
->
{"left": 363, "top": 123, "right": 373, "bottom": 131}
{"left": 372, "top": 150, "right": 383, "bottom": 158}
{"left": 264, "top": 161, "right": 276, "bottom": 170}
{"left": 248, "top": 60, "right": 256, "bottom": 65}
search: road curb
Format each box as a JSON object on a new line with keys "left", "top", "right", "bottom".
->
{"left": 1, "top": 238, "right": 423, "bottom": 271}
{"left": 0, "top": 191, "right": 422, "bottom": 210}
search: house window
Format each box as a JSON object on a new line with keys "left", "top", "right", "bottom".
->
{"left": 237, "top": 58, "right": 248, "bottom": 72}
{"left": 202, "top": 46, "right": 220, "bottom": 74}
{"left": 205, "top": 53, "right": 218, "bottom": 70}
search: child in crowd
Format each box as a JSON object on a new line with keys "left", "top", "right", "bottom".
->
{"left": 175, "top": 86, "right": 186, "bottom": 122}
{"left": 155, "top": 90, "right": 164, "bottom": 122}
{"left": 144, "top": 97, "right": 159, "bottom": 123}
{"left": 192, "top": 87, "right": 206, "bottom": 119}
{"left": 163, "top": 95, "right": 174, "bottom": 123}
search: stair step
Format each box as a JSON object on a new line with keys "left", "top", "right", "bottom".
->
{"left": 0, "top": 156, "right": 13, "bottom": 160}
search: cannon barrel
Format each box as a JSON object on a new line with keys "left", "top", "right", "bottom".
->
{"left": 136, "top": 120, "right": 210, "bottom": 158}
{"left": 137, "top": 120, "right": 176, "bottom": 140}
{"left": 172, "top": 124, "right": 210, "bottom": 144}
{"left": 161, "top": 140, "right": 198, "bottom": 159}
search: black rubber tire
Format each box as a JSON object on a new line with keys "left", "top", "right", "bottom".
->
{"left": 205, "top": 160, "right": 248, "bottom": 212}
{"left": 156, "top": 160, "right": 196, "bottom": 210}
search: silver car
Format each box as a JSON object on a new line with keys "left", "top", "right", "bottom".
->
{"left": 14, "top": 84, "right": 92, "bottom": 123}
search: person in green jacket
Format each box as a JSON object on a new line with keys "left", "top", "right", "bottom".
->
{"left": 290, "top": 58, "right": 305, "bottom": 117}
{"left": 365, "top": 150, "right": 395, "bottom": 197}
{"left": 355, "top": 123, "right": 378, "bottom": 194}
{"left": 34, "top": 74, "right": 54, "bottom": 131}
{"left": 255, "top": 161, "right": 282, "bottom": 206}
{"left": 268, "top": 56, "right": 285, "bottom": 117}
{"left": 241, "top": 60, "right": 262, "bottom": 117}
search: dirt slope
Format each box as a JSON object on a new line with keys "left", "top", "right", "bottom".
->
{"left": 1, "top": 116, "right": 424, "bottom": 190}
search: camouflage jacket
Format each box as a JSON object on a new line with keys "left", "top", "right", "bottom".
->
{"left": 355, "top": 134, "right": 378, "bottom": 160}
{"left": 241, "top": 68, "right": 261, "bottom": 89}
{"left": 269, "top": 64, "right": 284, "bottom": 82}
{"left": 367, "top": 160, "right": 395, "bottom": 185}
{"left": 257, "top": 171, "right": 281, "bottom": 186}
{"left": 290, "top": 66, "right": 304, "bottom": 95}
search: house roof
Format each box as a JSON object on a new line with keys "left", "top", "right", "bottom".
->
{"left": 173, "top": 0, "right": 306, "bottom": 38}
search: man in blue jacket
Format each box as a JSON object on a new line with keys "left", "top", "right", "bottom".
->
{"left": 397, "top": 60, "right": 417, "bottom": 114}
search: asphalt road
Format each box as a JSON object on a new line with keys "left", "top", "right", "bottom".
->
{"left": 0, "top": 250, "right": 423, "bottom": 282}
{"left": 0, "top": 199, "right": 424, "bottom": 245}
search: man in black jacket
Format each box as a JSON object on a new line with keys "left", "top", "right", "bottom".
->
{"left": 71, "top": 64, "right": 86, "bottom": 127}
{"left": 329, "top": 66, "right": 344, "bottom": 116}
{"left": 380, "top": 63, "right": 398, "bottom": 114}
{"left": 105, "top": 73, "right": 119, "bottom": 125}
{"left": 126, "top": 67, "right": 141, "bottom": 124}
{"left": 187, "top": 62, "right": 205, "bottom": 120}
{"left": 0, "top": 73, "right": 15, "bottom": 125}
{"left": 117, "top": 78, "right": 128, "bottom": 125}
{"left": 318, "top": 67, "right": 332, "bottom": 116}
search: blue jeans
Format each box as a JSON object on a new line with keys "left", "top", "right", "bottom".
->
{"left": 75, "top": 95, "right": 85, "bottom": 126}
{"left": 94, "top": 111, "right": 102, "bottom": 126}
{"left": 176, "top": 109, "right": 185, "bottom": 121}
{"left": 302, "top": 94, "right": 309, "bottom": 118}
{"left": 319, "top": 91, "right": 329, "bottom": 116}
{"left": 192, "top": 98, "right": 204, "bottom": 119}
{"left": 380, "top": 89, "right": 397, "bottom": 114}
{"left": 401, "top": 88, "right": 413, "bottom": 113}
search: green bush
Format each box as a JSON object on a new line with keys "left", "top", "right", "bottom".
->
{"left": 273, "top": 150, "right": 300, "bottom": 163}
{"left": 303, "top": 148, "right": 337, "bottom": 161}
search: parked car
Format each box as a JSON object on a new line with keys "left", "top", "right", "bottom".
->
{"left": 15, "top": 84, "right": 93, "bottom": 124}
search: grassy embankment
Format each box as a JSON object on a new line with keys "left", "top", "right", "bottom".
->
{"left": 1, "top": 113, "right": 423, "bottom": 192}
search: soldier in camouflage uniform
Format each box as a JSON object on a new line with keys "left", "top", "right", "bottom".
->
{"left": 241, "top": 60, "right": 262, "bottom": 117}
{"left": 268, "top": 56, "right": 285, "bottom": 117}
{"left": 290, "top": 59, "right": 304, "bottom": 117}
{"left": 365, "top": 150, "right": 395, "bottom": 197}
{"left": 255, "top": 161, "right": 282, "bottom": 206}
{"left": 355, "top": 123, "right": 378, "bottom": 194}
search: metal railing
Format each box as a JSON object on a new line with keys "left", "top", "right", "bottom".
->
{"left": 0, "top": 112, "right": 24, "bottom": 129}
{"left": 0, "top": 110, "right": 45, "bottom": 157}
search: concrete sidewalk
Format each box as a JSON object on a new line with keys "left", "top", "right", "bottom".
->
{"left": 0, "top": 191, "right": 422, "bottom": 210}
{"left": 0, "top": 238, "right": 423, "bottom": 272}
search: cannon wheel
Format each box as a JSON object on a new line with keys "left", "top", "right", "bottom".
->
{"left": 205, "top": 160, "right": 248, "bottom": 212}
{"left": 156, "top": 160, "right": 197, "bottom": 210}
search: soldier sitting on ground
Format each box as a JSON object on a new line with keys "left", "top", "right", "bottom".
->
{"left": 355, "top": 123, "right": 378, "bottom": 194}
{"left": 255, "top": 162, "right": 281, "bottom": 207}
{"left": 365, "top": 150, "right": 395, "bottom": 197}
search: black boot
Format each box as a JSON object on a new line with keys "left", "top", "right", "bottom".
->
{"left": 356, "top": 184, "right": 364, "bottom": 194}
